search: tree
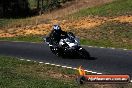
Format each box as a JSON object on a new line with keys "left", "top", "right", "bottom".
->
{"left": 0, "top": 0, "right": 30, "bottom": 18}
{"left": 37, "top": 0, "right": 40, "bottom": 9}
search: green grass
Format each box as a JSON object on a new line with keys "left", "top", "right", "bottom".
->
{"left": 0, "top": 56, "right": 80, "bottom": 88}
{"left": 0, "top": 55, "right": 132, "bottom": 88}
{"left": 0, "top": 19, "right": 15, "bottom": 28}
{"left": 78, "top": 21, "right": 132, "bottom": 49}
{"left": 0, "top": 35, "right": 42, "bottom": 42}
{"left": 70, "top": 0, "right": 132, "bottom": 18}
{"left": 81, "top": 39, "right": 132, "bottom": 49}
{"left": 0, "top": 17, "right": 40, "bottom": 29}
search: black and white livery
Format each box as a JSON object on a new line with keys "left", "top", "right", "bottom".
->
{"left": 44, "top": 32, "right": 90, "bottom": 59}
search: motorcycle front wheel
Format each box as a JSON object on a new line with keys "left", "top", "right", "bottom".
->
{"left": 50, "top": 46, "right": 63, "bottom": 57}
{"left": 78, "top": 48, "right": 90, "bottom": 59}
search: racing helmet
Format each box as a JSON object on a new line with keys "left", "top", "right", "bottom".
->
{"left": 53, "top": 25, "right": 61, "bottom": 32}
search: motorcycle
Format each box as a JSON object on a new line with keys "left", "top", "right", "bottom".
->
{"left": 44, "top": 32, "right": 90, "bottom": 59}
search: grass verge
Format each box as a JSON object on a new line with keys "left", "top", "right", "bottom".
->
{"left": 0, "top": 55, "right": 80, "bottom": 88}
{"left": 78, "top": 21, "right": 132, "bottom": 49}
{"left": 0, "top": 35, "right": 42, "bottom": 43}
{"left": 70, "top": 0, "right": 132, "bottom": 18}
{"left": 0, "top": 56, "right": 132, "bottom": 88}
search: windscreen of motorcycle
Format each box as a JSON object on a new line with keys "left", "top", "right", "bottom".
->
{"left": 59, "top": 38, "right": 79, "bottom": 48}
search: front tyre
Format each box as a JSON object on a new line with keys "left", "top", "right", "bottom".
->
{"left": 78, "top": 48, "right": 90, "bottom": 59}
{"left": 50, "top": 46, "right": 61, "bottom": 56}
{"left": 50, "top": 46, "right": 65, "bottom": 57}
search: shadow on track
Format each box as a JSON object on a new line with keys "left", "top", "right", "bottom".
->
{"left": 58, "top": 50, "right": 98, "bottom": 60}
{"left": 88, "top": 57, "right": 97, "bottom": 60}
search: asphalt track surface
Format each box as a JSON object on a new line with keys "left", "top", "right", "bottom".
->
{"left": 0, "top": 41, "right": 132, "bottom": 77}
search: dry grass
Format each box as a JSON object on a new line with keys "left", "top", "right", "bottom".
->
{"left": 0, "top": 0, "right": 114, "bottom": 30}
{"left": 39, "top": 0, "right": 114, "bottom": 19}
{"left": 0, "top": 15, "right": 132, "bottom": 38}
{"left": 112, "top": 15, "right": 132, "bottom": 23}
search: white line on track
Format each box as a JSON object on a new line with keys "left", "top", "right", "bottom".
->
{"left": 18, "top": 58, "right": 103, "bottom": 75}
{"left": 100, "top": 47, "right": 105, "bottom": 49}
{"left": 97, "top": 73, "right": 103, "bottom": 74}
{"left": 111, "top": 48, "right": 115, "bottom": 50}
{"left": 62, "top": 66, "right": 67, "bottom": 68}
{"left": 22, "top": 59, "right": 132, "bottom": 83}
{"left": 66, "top": 67, "right": 72, "bottom": 69}
{"left": 27, "top": 60, "right": 31, "bottom": 62}
{"left": 86, "top": 71, "right": 92, "bottom": 73}
{"left": 20, "top": 59, "right": 25, "bottom": 61}
{"left": 17, "top": 57, "right": 131, "bottom": 78}
{"left": 87, "top": 46, "right": 93, "bottom": 48}
{"left": 73, "top": 68, "right": 77, "bottom": 70}
{"left": 45, "top": 63, "right": 50, "bottom": 65}
{"left": 51, "top": 64, "right": 55, "bottom": 66}
{"left": 92, "top": 72, "right": 97, "bottom": 74}
{"left": 123, "top": 49, "right": 128, "bottom": 51}
{"left": 39, "top": 62, "right": 44, "bottom": 64}
{"left": 56, "top": 65, "right": 61, "bottom": 67}
{"left": 17, "top": 58, "right": 132, "bottom": 82}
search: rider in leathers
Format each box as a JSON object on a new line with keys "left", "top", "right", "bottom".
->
{"left": 48, "top": 25, "right": 67, "bottom": 46}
